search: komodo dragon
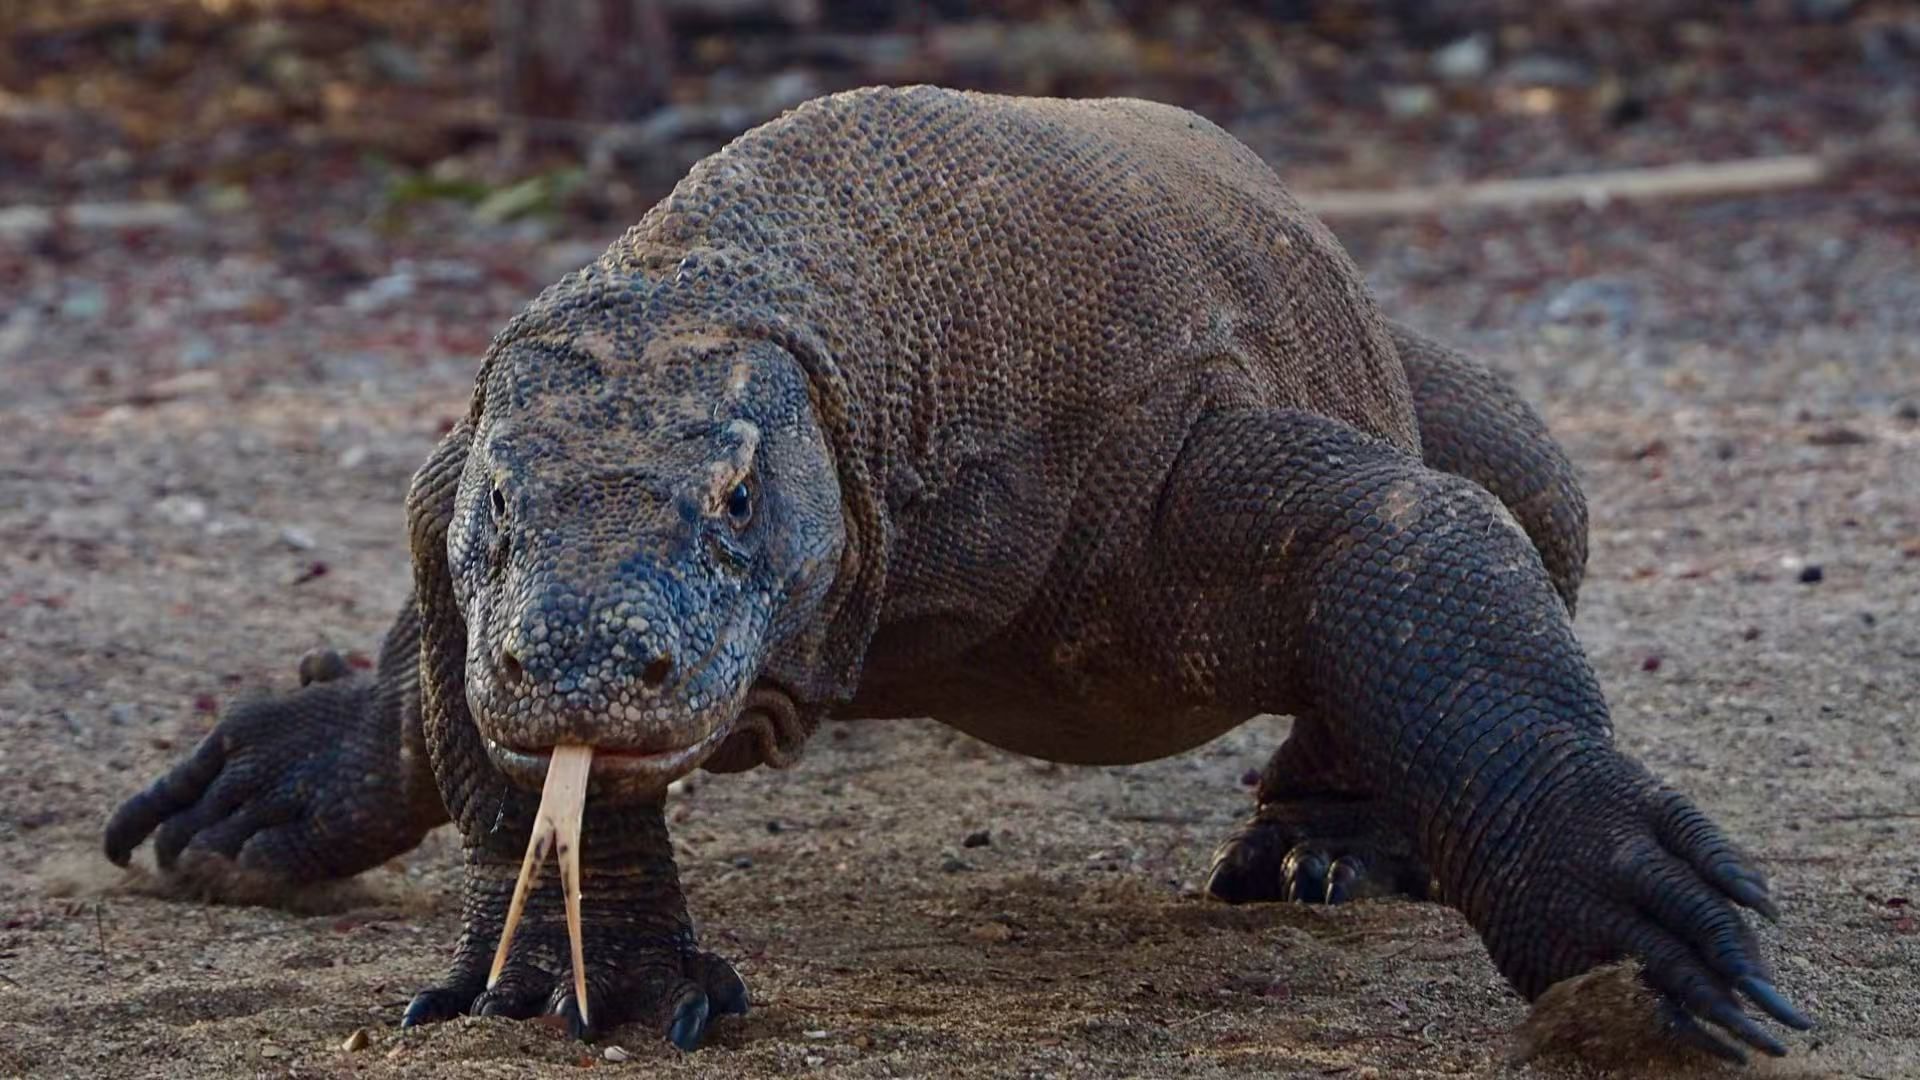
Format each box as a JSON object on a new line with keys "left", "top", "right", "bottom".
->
{"left": 104, "top": 85, "right": 1809, "bottom": 1060}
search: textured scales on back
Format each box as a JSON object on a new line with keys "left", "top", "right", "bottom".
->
{"left": 580, "top": 87, "right": 1420, "bottom": 699}
{"left": 107, "top": 86, "right": 1808, "bottom": 1064}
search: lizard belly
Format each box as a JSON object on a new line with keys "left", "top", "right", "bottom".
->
{"left": 846, "top": 671, "right": 1251, "bottom": 765}
{"left": 934, "top": 700, "right": 1251, "bottom": 765}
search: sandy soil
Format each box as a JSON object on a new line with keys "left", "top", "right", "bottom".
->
{"left": 2, "top": 175, "right": 1917, "bottom": 1077}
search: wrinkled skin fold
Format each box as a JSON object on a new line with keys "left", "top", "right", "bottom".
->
{"left": 104, "top": 85, "right": 1808, "bottom": 1061}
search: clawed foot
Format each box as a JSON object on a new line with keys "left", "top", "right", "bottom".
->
{"left": 403, "top": 928, "right": 749, "bottom": 1047}
{"left": 1205, "top": 796, "right": 1432, "bottom": 905}
{"left": 1484, "top": 761, "right": 1812, "bottom": 1063}
{"left": 404, "top": 785, "right": 746, "bottom": 1050}
{"left": 102, "top": 668, "right": 430, "bottom": 894}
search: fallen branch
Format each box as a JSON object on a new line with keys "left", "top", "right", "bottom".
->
{"left": 0, "top": 202, "right": 191, "bottom": 239}
{"left": 1297, "top": 154, "right": 1827, "bottom": 220}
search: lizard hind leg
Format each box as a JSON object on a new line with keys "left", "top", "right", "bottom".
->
{"left": 1205, "top": 718, "right": 1433, "bottom": 906}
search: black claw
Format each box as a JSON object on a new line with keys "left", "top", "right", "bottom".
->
{"left": 1284, "top": 848, "right": 1330, "bottom": 903}
{"left": 1327, "top": 856, "right": 1363, "bottom": 904}
{"left": 708, "top": 967, "right": 750, "bottom": 1016}
{"left": 402, "top": 988, "right": 472, "bottom": 1029}
{"left": 1722, "top": 875, "right": 1779, "bottom": 921}
{"left": 474, "top": 987, "right": 543, "bottom": 1021}
{"left": 1737, "top": 975, "right": 1813, "bottom": 1031}
{"left": 553, "top": 996, "right": 590, "bottom": 1041}
{"left": 668, "top": 993, "right": 711, "bottom": 1051}
{"left": 1707, "top": 1001, "right": 1789, "bottom": 1057}
{"left": 1662, "top": 1003, "right": 1749, "bottom": 1065}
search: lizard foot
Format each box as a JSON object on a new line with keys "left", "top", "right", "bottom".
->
{"left": 403, "top": 925, "right": 749, "bottom": 1047}
{"left": 103, "top": 672, "right": 431, "bottom": 895}
{"left": 1482, "top": 760, "right": 1812, "bottom": 1062}
{"left": 1205, "top": 797, "right": 1432, "bottom": 905}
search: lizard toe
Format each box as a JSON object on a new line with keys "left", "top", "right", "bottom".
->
{"left": 690, "top": 950, "right": 751, "bottom": 1017}
{"left": 402, "top": 984, "right": 482, "bottom": 1028}
{"left": 667, "top": 990, "right": 712, "bottom": 1051}
{"left": 1206, "top": 799, "right": 1430, "bottom": 906}
{"left": 1281, "top": 845, "right": 1332, "bottom": 903}
{"left": 579, "top": 950, "right": 740, "bottom": 1047}
{"left": 473, "top": 967, "right": 557, "bottom": 1021}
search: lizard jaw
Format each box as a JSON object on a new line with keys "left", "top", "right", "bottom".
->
{"left": 483, "top": 722, "right": 732, "bottom": 796}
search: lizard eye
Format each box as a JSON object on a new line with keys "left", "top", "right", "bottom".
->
{"left": 725, "top": 479, "right": 753, "bottom": 528}
{"left": 489, "top": 484, "right": 508, "bottom": 525}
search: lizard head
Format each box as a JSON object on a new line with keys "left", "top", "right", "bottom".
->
{"left": 447, "top": 330, "right": 844, "bottom": 799}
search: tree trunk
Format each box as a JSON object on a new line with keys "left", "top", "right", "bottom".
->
{"left": 494, "top": 0, "right": 672, "bottom": 124}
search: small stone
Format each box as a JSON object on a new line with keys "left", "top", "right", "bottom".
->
{"left": 803, "top": 1029, "right": 830, "bottom": 1039}
{"left": 364, "top": 38, "right": 425, "bottom": 83}
{"left": 940, "top": 855, "right": 970, "bottom": 873}
{"left": 962, "top": 829, "right": 991, "bottom": 848}
{"left": 1640, "top": 655, "right": 1662, "bottom": 673}
{"left": 59, "top": 283, "right": 109, "bottom": 322}
{"left": 1807, "top": 426, "right": 1870, "bottom": 447}
{"left": 344, "top": 269, "right": 417, "bottom": 313}
{"left": 260, "top": 1044, "right": 285, "bottom": 1059}
{"left": 1798, "top": 565, "right": 1824, "bottom": 584}
{"left": 602, "top": 1045, "right": 631, "bottom": 1061}
{"left": 155, "top": 494, "right": 210, "bottom": 527}
{"left": 805, "top": 1055, "right": 825, "bottom": 1067}
{"left": 1381, "top": 84, "right": 1439, "bottom": 119}
{"left": 969, "top": 921, "right": 1015, "bottom": 943}
{"left": 732, "top": 855, "right": 754, "bottom": 869}
{"left": 280, "top": 526, "right": 317, "bottom": 551}
{"left": 1498, "top": 55, "right": 1592, "bottom": 89}
{"left": 1741, "top": 626, "right": 1762, "bottom": 641}
{"left": 341, "top": 1028, "right": 369, "bottom": 1052}
{"left": 1431, "top": 34, "right": 1492, "bottom": 81}
{"left": 1239, "top": 768, "right": 1260, "bottom": 787}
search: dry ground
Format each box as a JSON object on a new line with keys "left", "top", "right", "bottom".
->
{"left": 2, "top": 176, "right": 1917, "bottom": 1078}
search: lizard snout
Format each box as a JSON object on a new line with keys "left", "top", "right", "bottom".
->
{"left": 493, "top": 636, "right": 674, "bottom": 694}
{"left": 485, "top": 582, "right": 688, "bottom": 705}
{"left": 466, "top": 581, "right": 749, "bottom": 796}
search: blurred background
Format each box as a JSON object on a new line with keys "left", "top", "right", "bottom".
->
{"left": 7, "top": 0, "right": 1915, "bottom": 208}
{"left": 5, "top": 0, "right": 1916, "bottom": 405}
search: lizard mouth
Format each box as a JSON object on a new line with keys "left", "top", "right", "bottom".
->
{"left": 484, "top": 723, "right": 731, "bottom": 795}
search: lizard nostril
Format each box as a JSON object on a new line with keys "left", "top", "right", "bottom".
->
{"left": 499, "top": 649, "right": 525, "bottom": 686}
{"left": 641, "top": 656, "right": 673, "bottom": 689}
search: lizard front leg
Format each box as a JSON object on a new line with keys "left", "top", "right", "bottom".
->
{"left": 1212, "top": 330, "right": 1587, "bottom": 909}
{"left": 402, "top": 794, "right": 748, "bottom": 1046}
{"left": 1146, "top": 407, "right": 1810, "bottom": 1062}
{"left": 103, "top": 600, "right": 445, "bottom": 897}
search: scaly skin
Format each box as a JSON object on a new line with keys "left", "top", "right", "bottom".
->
{"left": 1207, "top": 324, "right": 1585, "bottom": 909}
{"left": 106, "top": 86, "right": 1807, "bottom": 1061}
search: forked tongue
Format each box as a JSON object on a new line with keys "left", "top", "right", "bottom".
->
{"left": 489, "top": 744, "right": 593, "bottom": 1029}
